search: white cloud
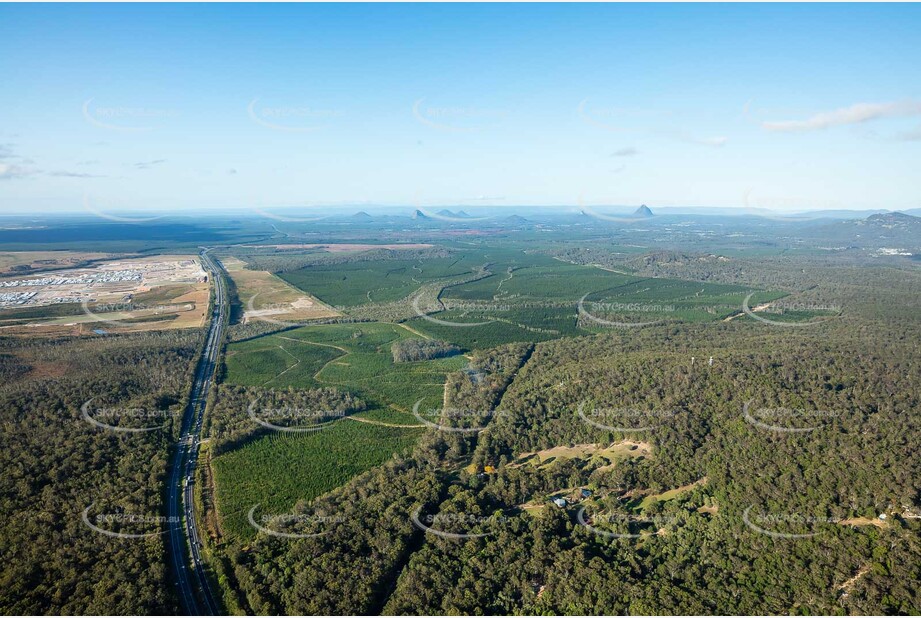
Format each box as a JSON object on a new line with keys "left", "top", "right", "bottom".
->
{"left": 134, "top": 159, "right": 167, "bottom": 170}
{"left": 48, "top": 170, "right": 106, "bottom": 178}
{"left": 0, "top": 144, "right": 42, "bottom": 178}
{"left": 0, "top": 143, "right": 34, "bottom": 163}
{"left": 0, "top": 163, "right": 37, "bottom": 180}
{"left": 763, "top": 100, "right": 921, "bottom": 132}
{"left": 611, "top": 147, "right": 638, "bottom": 157}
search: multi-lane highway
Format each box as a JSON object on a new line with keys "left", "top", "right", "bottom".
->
{"left": 166, "top": 248, "right": 227, "bottom": 615}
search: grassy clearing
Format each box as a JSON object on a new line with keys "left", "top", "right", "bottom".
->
{"left": 513, "top": 441, "right": 652, "bottom": 469}
{"left": 638, "top": 477, "right": 708, "bottom": 511}
{"left": 223, "top": 256, "right": 339, "bottom": 323}
{"left": 225, "top": 322, "right": 466, "bottom": 411}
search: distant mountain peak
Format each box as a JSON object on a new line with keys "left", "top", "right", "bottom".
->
{"left": 869, "top": 211, "right": 918, "bottom": 223}
{"left": 634, "top": 204, "right": 654, "bottom": 217}
{"left": 412, "top": 209, "right": 429, "bottom": 219}
{"left": 352, "top": 211, "right": 372, "bottom": 218}
{"left": 436, "top": 209, "right": 456, "bottom": 217}
{"left": 456, "top": 210, "right": 471, "bottom": 218}
{"left": 813, "top": 210, "right": 920, "bottom": 249}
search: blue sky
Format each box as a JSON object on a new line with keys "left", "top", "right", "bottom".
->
{"left": 1, "top": 3, "right": 920, "bottom": 214}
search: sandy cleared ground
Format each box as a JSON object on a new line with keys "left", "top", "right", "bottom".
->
{"left": 0, "top": 254, "right": 206, "bottom": 308}
{"left": 639, "top": 477, "right": 708, "bottom": 508}
{"left": 512, "top": 440, "right": 652, "bottom": 469}
{"left": 724, "top": 301, "right": 775, "bottom": 322}
{"left": 222, "top": 256, "right": 340, "bottom": 323}
{"left": 838, "top": 516, "right": 888, "bottom": 528}
{"left": 0, "top": 254, "right": 210, "bottom": 336}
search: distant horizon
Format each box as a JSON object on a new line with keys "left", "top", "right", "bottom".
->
{"left": 0, "top": 202, "right": 917, "bottom": 219}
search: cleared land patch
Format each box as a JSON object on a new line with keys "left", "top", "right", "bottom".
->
{"left": 638, "top": 477, "right": 708, "bottom": 510}
{"left": 222, "top": 256, "right": 339, "bottom": 324}
{"left": 0, "top": 254, "right": 210, "bottom": 335}
{"left": 513, "top": 440, "right": 652, "bottom": 469}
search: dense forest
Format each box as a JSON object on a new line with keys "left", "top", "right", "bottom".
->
{"left": 215, "top": 314, "right": 921, "bottom": 614}
{"left": 0, "top": 330, "right": 201, "bottom": 614}
{"left": 391, "top": 338, "right": 461, "bottom": 363}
